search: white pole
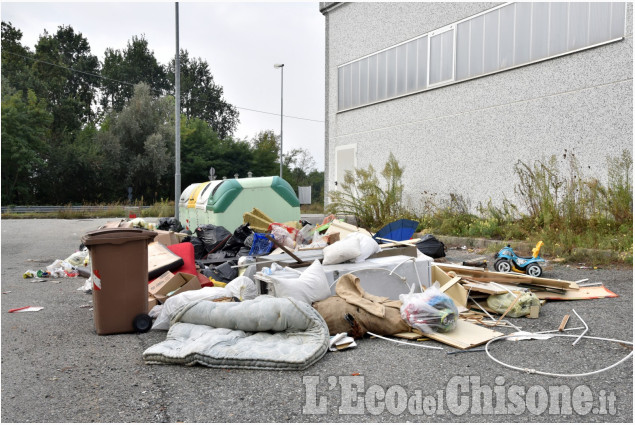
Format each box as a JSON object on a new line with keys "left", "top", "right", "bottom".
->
{"left": 174, "top": 2, "right": 181, "bottom": 220}
{"left": 279, "top": 66, "right": 284, "bottom": 178}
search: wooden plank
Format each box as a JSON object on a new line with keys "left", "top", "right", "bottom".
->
{"left": 558, "top": 314, "right": 570, "bottom": 331}
{"left": 325, "top": 219, "right": 372, "bottom": 238}
{"left": 462, "top": 281, "right": 508, "bottom": 295}
{"left": 392, "top": 332, "right": 425, "bottom": 340}
{"left": 494, "top": 292, "right": 523, "bottom": 326}
{"left": 378, "top": 237, "right": 421, "bottom": 248}
{"left": 263, "top": 234, "right": 304, "bottom": 264}
{"left": 528, "top": 305, "right": 540, "bottom": 319}
{"left": 435, "top": 264, "right": 579, "bottom": 290}
{"left": 420, "top": 319, "right": 504, "bottom": 350}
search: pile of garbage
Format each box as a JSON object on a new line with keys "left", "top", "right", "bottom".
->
{"left": 20, "top": 209, "right": 630, "bottom": 375}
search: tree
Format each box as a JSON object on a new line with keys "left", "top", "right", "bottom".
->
{"left": 249, "top": 130, "right": 280, "bottom": 177}
{"left": 1, "top": 21, "right": 34, "bottom": 97}
{"left": 96, "top": 83, "right": 174, "bottom": 201}
{"left": 100, "top": 35, "right": 169, "bottom": 113}
{"left": 167, "top": 50, "right": 239, "bottom": 139}
{"left": 32, "top": 25, "right": 100, "bottom": 132}
{"left": 1, "top": 89, "right": 52, "bottom": 204}
{"left": 180, "top": 118, "right": 223, "bottom": 188}
{"left": 284, "top": 147, "right": 317, "bottom": 186}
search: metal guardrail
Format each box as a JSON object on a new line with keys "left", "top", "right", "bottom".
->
{"left": 1, "top": 205, "right": 152, "bottom": 213}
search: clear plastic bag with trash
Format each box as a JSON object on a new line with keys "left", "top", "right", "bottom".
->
{"left": 399, "top": 285, "right": 459, "bottom": 333}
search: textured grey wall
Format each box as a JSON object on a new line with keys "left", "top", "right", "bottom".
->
{"left": 323, "top": 2, "right": 633, "bottom": 213}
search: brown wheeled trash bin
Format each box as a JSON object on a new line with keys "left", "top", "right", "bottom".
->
{"left": 82, "top": 228, "right": 157, "bottom": 335}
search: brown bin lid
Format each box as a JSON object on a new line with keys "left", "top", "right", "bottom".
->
{"left": 82, "top": 228, "right": 158, "bottom": 246}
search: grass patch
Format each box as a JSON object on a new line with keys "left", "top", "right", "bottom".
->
{"left": 300, "top": 202, "right": 325, "bottom": 214}
{"left": 1, "top": 199, "right": 174, "bottom": 220}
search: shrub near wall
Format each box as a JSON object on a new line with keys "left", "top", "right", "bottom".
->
{"left": 327, "top": 150, "right": 633, "bottom": 262}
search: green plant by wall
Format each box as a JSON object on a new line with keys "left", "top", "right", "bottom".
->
{"left": 326, "top": 152, "right": 414, "bottom": 231}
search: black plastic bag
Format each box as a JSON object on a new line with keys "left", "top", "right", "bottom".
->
{"left": 237, "top": 246, "right": 252, "bottom": 258}
{"left": 203, "top": 260, "right": 238, "bottom": 283}
{"left": 195, "top": 224, "right": 232, "bottom": 254}
{"left": 221, "top": 223, "right": 254, "bottom": 256}
{"left": 416, "top": 234, "right": 446, "bottom": 258}
{"left": 189, "top": 237, "right": 207, "bottom": 260}
{"left": 157, "top": 217, "right": 184, "bottom": 232}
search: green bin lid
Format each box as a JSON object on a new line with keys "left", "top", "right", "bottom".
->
{"left": 81, "top": 228, "right": 157, "bottom": 246}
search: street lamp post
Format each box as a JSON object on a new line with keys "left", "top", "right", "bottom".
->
{"left": 274, "top": 63, "right": 284, "bottom": 178}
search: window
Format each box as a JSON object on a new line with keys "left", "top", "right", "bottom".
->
{"left": 337, "top": 2, "right": 626, "bottom": 112}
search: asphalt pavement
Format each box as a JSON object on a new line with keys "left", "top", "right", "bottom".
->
{"left": 1, "top": 218, "right": 632, "bottom": 422}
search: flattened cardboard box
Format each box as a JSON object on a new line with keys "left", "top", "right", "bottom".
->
{"left": 153, "top": 230, "right": 189, "bottom": 246}
{"left": 148, "top": 271, "right": 201, "bottom": 303}
{"left": 148, "top": 296, "right": 158, "bottom": 312}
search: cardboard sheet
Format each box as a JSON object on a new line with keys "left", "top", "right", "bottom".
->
{"left": 421, "top": 319, "right": 504, "bottom": 349}
{"left": 435, "top": 264, "right": 579, "bottom": 290}
{"left": 148, "top": 242, "right": 184, "bottom": 279}
{"left": 532, "top": 285, "right": 617, "bottom": 300}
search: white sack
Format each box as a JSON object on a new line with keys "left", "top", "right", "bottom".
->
{"left": 345, "top": 232, "right": 381, "bottom": 262}
{"left": 322, "top": 237, "right": 361, "bottom": 265}
{"left": 270, "top": 260, "right": 331, "bottom": 305}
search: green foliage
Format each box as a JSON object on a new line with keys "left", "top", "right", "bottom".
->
{"left": 327, "top": 152, "right": 412, "bottom": 231}
{"left": 0, "top": 21, "right": 253, "bottom": 205}
{"left": 1, "top": 22, "right": 34, "bottom": 96}
{"left": 250, "top": 130, "right": 280, "bottom": 177}
{"left": 96, "top": 83, "right": 174, "bottom": 202}
{"left": 604, "top": 150, "right": 633, "bottom": 224}
{"left": 166, "top": 50, "right": 238, "bottom": 139}
{"left": 418, "top": 151, "right": 633, "bottom": 261}
{"left": 100, "top": 35, "right": 169, "bottom": 113}
{"left": 1, "top": 89, "right": 52, "bottom": 204}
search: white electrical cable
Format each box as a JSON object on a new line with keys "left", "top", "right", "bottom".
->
{"left": 485, "top": 333, "right": 633, "bottom": 377}
{"left": 367, "top": 331, "right": 443, "bottom": 350}
{"left": 571, "top": 309, "right": 588, "bottom": 346}
{"left": 387, "top": 257, "right": 426, "bottom": 293}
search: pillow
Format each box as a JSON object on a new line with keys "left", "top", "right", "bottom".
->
{"left": 270, "top": 260, "right": 331, "bottom": 305}
{"left": 322, "top": 237, "right": 361, "bottom": 265}
{"left": 345, "top": 232, "right": 381, "bottom": 262}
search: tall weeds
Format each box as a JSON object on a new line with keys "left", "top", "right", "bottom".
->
{"left": 327, "top": 152, "right": 413, "bottom": 231}
{"left": 326, "top": 149, "right": 633, "bottom": 262}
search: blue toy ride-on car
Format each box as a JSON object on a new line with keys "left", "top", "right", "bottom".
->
{"left": 494, "top": 241, "right": 546, "bottom": 277}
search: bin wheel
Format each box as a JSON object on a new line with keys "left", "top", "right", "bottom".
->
{"left": 133, "top": 314, "right": 152, "bottom": 333}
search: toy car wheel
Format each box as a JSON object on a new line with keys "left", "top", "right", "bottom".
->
{"left": 526, "top": 263, "right": 542, "bottom": 277}
{"left": 494, "top": 259, "right": 512, "bottom": 273}
{"left": 133, "top": 313, "right": 152, "bottom": 333}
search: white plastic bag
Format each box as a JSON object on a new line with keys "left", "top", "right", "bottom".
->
{"left": 344, "top": 232, "right": 381, "bottom": 262}
{"left": 225, "top": 276, "right": 258, "bottom": 301}
{"left": 322, "top": 237, "right": 361, "bottom": 265}
{"left": 399, "top": 286, "right": 458, "bottom": 333}
{"left": 269, "top": 260, "right": 331, "bottom": 305}
{"left": 270, "top": 224, "right": 296, "bottom": 249}
{"left": 64, "top": 248, "right": 89, "bottom": 267}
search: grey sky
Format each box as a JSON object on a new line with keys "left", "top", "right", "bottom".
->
{"left": 1, "top": 1, "right": 326, "bottom": 170}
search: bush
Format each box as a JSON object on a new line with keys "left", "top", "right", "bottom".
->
{"left": 326, "top": 152, "right": 414, "bottom": 231}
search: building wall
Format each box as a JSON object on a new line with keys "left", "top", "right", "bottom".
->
{"left": 322, "top": 2, "right": 633, "bottom": 212}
